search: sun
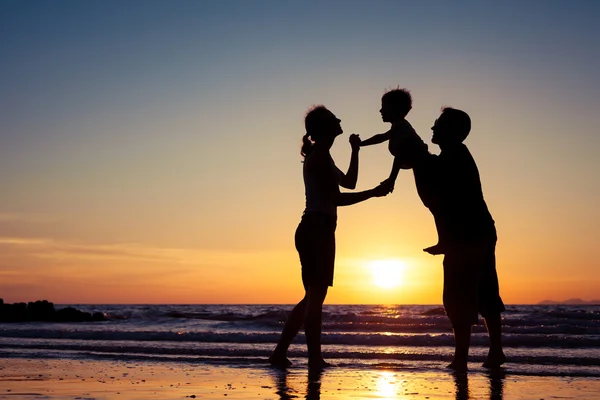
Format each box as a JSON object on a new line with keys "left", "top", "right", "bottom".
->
{"left": 368, "top": 259, "right": 405, "bottom": 289}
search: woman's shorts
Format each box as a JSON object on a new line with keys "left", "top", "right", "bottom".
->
{"left": 295, "top": 212, "right": 337, "bottom": 288}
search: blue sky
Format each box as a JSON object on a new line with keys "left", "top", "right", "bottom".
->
{"left": 1, "top": 1, "right": 599, "bottom": 303}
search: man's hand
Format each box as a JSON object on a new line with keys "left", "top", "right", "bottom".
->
{"left": 380, "top": 178, "right": 395, "bottom": 193}
{"left": 349, "top": 134, "right": 361, "bottom": 151}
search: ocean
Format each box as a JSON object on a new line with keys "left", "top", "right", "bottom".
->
{"left": 1, "top": 304, "right": 599, "bottom": 377}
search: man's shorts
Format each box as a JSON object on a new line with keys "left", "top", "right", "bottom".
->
{"left": 295, "top": 212, "right": 337, "bottom": 288}
{"left": 442, "top": 239, "right": 505, "bottom": 327}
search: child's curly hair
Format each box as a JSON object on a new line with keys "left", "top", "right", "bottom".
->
{"left": 382, "top": 87, "right": 412, "bottom": 116}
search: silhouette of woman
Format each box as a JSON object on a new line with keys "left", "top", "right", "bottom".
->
{"left": 269, "top": 105, "right": 390, "bottom": 370}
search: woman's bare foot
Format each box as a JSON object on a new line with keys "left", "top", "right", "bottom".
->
{"left": 447, "top": 359, "right": 468, "bottom": 372}
{"left": 447, "top": 361, "right": 468, "bottom": 372}
{"left": 308, "top": 357, "right": 332, "bottom": 371}
{"left": 269, "top": 354, "right": 292, "bottom": 368}
{"left": 483, "top": 349, "right": 506, "bottom": 368}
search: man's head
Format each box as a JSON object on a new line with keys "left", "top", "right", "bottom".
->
{"left": 380, "top": 88, "right": 412, "bottom": 122}
{"left": 431, "top": 107, "right": 471, "bottom": 146}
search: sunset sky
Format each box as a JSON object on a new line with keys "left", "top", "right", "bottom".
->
{"left": 1, "top": 1, "right": 599, "bottom": 304}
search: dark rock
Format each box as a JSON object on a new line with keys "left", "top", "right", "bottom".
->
{"left": 54, "top": 307, "right": 93, "bottom": 322}
{"left": 421, "top": 307, "right": 446, "bottom": 316}
{"left": 0, "top": 302, "right": 28, "bottom": 322}
{"left": 27, "top": 300, "right": 55, "bottom": 321}
{"left": 92, "top": 312, "right": 106, "bottom": 321}
{"left": 0, "top": 300, "right": 107, "bottom": 323}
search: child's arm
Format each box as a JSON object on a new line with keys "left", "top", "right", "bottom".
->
{"left": 380, "top": 155, "right": 402, "bottom": 191}
{"left": 359, "top": 132, "right": 389, "bottom": 147}
{"left": 382, "top": 129, "right": 429, "bottom": 191}
{"left": 388, "top": 156, "right": 403, "bottom": 184}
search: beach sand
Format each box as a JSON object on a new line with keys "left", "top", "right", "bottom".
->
{"left": 1, "top": 358, "right": 600, "bottom": 399}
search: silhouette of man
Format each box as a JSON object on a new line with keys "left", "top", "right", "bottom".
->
{"left": 412, "top": 107, "right": 506, "bottom": 371}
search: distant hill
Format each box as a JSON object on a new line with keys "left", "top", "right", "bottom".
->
{"left": 538, "top": 298, "right": 600, "bottom": 305}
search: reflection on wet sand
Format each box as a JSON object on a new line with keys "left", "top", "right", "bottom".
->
{"left": 269, "top": 365, "right": 507, "bottom": 400}
{"left": 271, "top": 368, "right": 323, "bottom": 400}
{"left": 453, "top": 368, "right": 506, "bottom": 400}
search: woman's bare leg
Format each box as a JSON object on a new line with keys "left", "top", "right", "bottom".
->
{"left": 304, "top": 285, "right": 329, "bottom": 370}
{"left": 269, "top": 296, "right": 307, "bottom": 367}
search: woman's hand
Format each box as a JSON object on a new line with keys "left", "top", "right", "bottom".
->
{"left": 349, "top": 134, "right": 361, "bottom": 151}
{"left": 371, "top": 182, "right": 393, "bottom": 197}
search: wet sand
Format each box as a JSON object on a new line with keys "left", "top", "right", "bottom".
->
{"left": 1, "top": 358, "right": 600, "bottom": 399}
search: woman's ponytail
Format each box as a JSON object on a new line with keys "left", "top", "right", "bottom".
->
{"left": 301, "top": 105, "right": 330, "bottom": 159}
{"left": 300, "top": 133, "right": 313, "bottom": 158}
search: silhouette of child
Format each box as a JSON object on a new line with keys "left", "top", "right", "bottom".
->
{"left": 360, "top": 88, "right": 428, "bottom": 190}
{"left": 360, "top": 88, "right": 441, "bottom": 250}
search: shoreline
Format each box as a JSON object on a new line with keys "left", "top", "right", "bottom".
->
{"left": 2, "top": 357, "right": 600, "bottom": 399}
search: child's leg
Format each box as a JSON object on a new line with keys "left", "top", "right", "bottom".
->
{"left": 423, "top": 224, "right": 446, "bottom": 255}
{"left": 423, "top": 243, "right": 446, "bottom": 255}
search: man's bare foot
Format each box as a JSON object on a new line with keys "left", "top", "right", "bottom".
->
{"left": 483, "top": 349, "right": 506, "bottom": 368}
{"left": 269, "top": 354, "right": 292, "bottom": 368}
{"left": 308, "top": 358, "right": 332, "bottom": 371}
{"left": 423, "top": 243, "right": 445, "bottom": 255}
{"left": 447, "top": 360, "right": 468, "bottom": 372}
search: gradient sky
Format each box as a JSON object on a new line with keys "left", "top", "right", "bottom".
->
{"left": 1, "top": 1, "right": 599, "bottom": 304}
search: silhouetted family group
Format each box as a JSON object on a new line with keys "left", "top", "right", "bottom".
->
{"left": 269, "top": 88, "right": 506, "bottom": 372}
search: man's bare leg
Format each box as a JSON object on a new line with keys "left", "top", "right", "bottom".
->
{"left": 483, "top": 313, "right": 506, "bottom": 368}
{"left": 448, "top": 324, "right": 471, "bottom": 371}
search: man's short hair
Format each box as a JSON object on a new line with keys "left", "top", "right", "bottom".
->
{"left": 441, "top": 107, "right": 471, "bottom": 142}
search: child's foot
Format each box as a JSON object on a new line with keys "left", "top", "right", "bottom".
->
{"left": 483, "top": 349, "right": 506, "bottom": 368}
{"left": 308, "top": 357, "right": 332, "bottom": 371}
{"left": 269, "top": 353, "right": 292, "bottom": 368}
{"left": 423, "top": 243, "right": 445, "bottom": 255}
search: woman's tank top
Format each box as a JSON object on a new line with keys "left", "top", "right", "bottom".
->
{"left": 303, "top": 151, "right": 341, "bottom": 217}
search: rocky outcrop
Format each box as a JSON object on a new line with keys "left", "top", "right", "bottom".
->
{"left": 0, "top": 299, "right": 106, "bottom": 322}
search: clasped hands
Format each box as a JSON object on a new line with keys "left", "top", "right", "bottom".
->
{"left": 349, "top": 133, "right": 361, "bottom": 151}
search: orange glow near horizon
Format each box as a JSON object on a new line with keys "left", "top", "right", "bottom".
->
{"left": 0, "top": 218, "right": 599, "bottom": 305}
{"left": 0, "top": 228, "right": 599, "bottom": 305}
